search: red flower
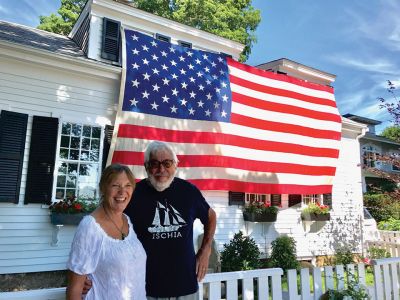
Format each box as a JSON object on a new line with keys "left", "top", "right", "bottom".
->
{"left": 73, "top": 203, "right": 82, "bottom": 211}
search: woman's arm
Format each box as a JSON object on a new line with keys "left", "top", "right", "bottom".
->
{"left": 66, "top": 270, "right": 87, "bottom": 300}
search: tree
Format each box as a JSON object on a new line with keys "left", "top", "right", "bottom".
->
{"left": 378, "top": 80, "right": 400, "bottom": 125}
{"left": 37, "top": 0, "right": 87, "bottom": 35}
{"left": 381, "top": 125, "right": 400, "bottom": 142}
{"left": 37, "top": 0, "right": 260, "bottom": 61}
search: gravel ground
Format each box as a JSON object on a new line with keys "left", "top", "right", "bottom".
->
{"left": 0, "top": 270, "right": 67, "bottom": 292}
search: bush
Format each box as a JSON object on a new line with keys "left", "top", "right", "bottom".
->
{"left": 220, "top": 231, "right": 261, "bottom": 272}
{"left": 367, "top": 247, "right": 391, "bottom": 259}
{"left": 378, "top": 217, "right": 400, "bottom": 231}
{"left": 364, "top": 193, "right": 400, "bottom": 222}
{"left": 268, "top": 235, "right": 299, "bottom": 271}
{"left": 334, "top": 247, "right": 355, "bottom": 265}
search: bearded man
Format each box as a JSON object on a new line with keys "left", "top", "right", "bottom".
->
{"left": 125, "top": 140, "right": 217, "bottom": 300}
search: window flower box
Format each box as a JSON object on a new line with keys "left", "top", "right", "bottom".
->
{"left": 49, "top": 196, "right": 97, "bottom": 225}
{"left": 301, "top": 202, "right": 330, "bottom": 221}
{"left": 243, "top": 201, "right": 279, "bottom": 223}
{"left": 301, "top": 212, "right": 331, "bottom": 221}
{"left": 50, "top": 212, "right": 89, "bottom": 225}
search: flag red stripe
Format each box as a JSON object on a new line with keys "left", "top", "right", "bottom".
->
{"left": 227, "top": 58, "right": 334, "bottom": 93}
{"left": 117, "top": 124, "right": 340, "bottom": 157}
{"left": 231, "top": 114, "right": 341, "bottom": 140}
{"left": 112, "top": 151, "right": 336, "bottom": 175}
{"left": 188, "top": 179, "right": 333, "bottom": 194}
{"left": 230, "top": 76, "right": 337, "bottom": 109}
{"left": 232, "top": 92, "right": 341, "bottom": 123}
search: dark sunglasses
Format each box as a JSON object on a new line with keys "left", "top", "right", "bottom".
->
{"left": 147, "top": 159, "right": 175, "bottom": 169}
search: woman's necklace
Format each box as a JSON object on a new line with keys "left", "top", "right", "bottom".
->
{"left": 103, "top": 204, "right": 126, "bottom": 240}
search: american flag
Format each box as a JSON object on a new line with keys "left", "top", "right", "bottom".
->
{"left": 109, "top": 28, "right": 342, "bottom": 194}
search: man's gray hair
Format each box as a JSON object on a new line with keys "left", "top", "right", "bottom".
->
{"left": 144, "top": 141, "right": 179, "bottom": 164}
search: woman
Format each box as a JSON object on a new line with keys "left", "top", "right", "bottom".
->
{"left": 66, "top": 164, "right": 146, "bottom": 300}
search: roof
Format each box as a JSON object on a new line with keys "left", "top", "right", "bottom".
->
{"left": 0, "top": 21, "right": 86, "bottom": 58}
{"left": 342, "top": 113, "right": 381, "bottom": 126}
{"left": 362, "top": 132, "right": 400, "bottom": 146}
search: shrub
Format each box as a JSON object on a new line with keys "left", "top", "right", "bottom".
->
{"left": 220, "top": 231, "right": 261, "bottom": 272}
{"left": 323, "top": 273, "right": 370, "bottom": 300}
{"left": 334, "top": 247, "right": 355, "bottom": 265}
{"left": 367, "top": 247, "right": 391, "bottom": 260}
{"left": 269, "top": 235, "right": 299, "bottom": 271}
{"left": 378, "top": 217, "right": 400, "bottom": 231}
{"left": 301, "top": 202, "right": 329, "bottom": 216}
{"left": 364, "top": 193, "right": 400, "bottom": 222}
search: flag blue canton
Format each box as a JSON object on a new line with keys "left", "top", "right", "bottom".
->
{"left": 122, "top": 29, "right": 232, "bottom": 122}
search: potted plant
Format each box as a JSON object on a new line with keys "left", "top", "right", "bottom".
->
{"left": 49, "top": 196, "right": 98, "bottom": 225}
{"left": 243, "top": 201, "right": 279, "bottom": 222}
{"left": 301, "top": 202, "right": 330, "bottom": 221}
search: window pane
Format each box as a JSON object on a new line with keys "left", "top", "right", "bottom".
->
{"left": 67, "top": 176, "right": 77, "bottom": 188}
{"left": 91, "top": 139, "right": 100, "bottom": 150}
{"left": 59, "top": 148, "right": 69, "bottom": 159}
{"left": 57, "top": 175, "right": 66, "bottom": 187}
{"left": 68, "top": 163, "right": 78, "bottom": 175}
{"left": 56, "top": 189, "right": 65, "bottom": 199}
{"left": 83, "top": 125, "right": 91, "bottom": 137}
{"left": 78, "top": 164, "right": 98, "bottom": 200}
{"left": 80, "top": 151, "right": 90, "bottom": 161}
{"left": 71, "top": 137, "right": 80, "bottom": 149}
{"left": 90, "top": 150, "right": 99, "bottom": 162}
{"left": 62, "top": 123, "right": 71, "bottom": 135}
{"left": 82, "top": 138, "right": 90, "bottom": 150}
{"left": 60, "top": 135, "right": 70, "bottom": 148}
{"left": 69, "top": 150, "right": 79, "bottom": 160}
{"left": 71, "top": 124, "right": 82, "bottom": 136}
{"left": 66, "top": 189, "right": 76, "bottom": 199}
{"left": 92, "top": 127, "right": 100, "bottom": 138}
{"left": 58, "top": 162, "right": 67, "bottom": 174}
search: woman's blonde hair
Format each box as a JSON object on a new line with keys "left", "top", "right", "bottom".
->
{"left": 99, "top": 163, "right": 136, "bottom": 198}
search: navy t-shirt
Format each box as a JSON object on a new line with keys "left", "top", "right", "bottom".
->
{"left": 125, "top": 178, "right": 210, "bottom": 297}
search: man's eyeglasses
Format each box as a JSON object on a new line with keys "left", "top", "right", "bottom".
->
{"left": 147, "top": 159, "right": 175, "bottom": 169}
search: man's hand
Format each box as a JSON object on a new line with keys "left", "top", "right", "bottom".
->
{"left": 83, "top": 276, "right": 92, "bottom": 294}
{"left": 196, "top": 246, "right": 211, "bottom": 282}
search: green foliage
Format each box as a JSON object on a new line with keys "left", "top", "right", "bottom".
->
{"left": 381, "top": 125, "right": 400, "bottom": 143}
{"left": 37, "top": 0, "right": 87, "bottom": 35}
{"left": 364, "top": 193, "right": 400, "bottom": 222}
{"left": 243, "top": 202, "right": 278, "bottom": 214}
{"left": 220, "top": 231, "right": 261, "bottom": 272}
{"left": 334, "top": 247, "right": 354, "bottom": 265}
{"left": 378, "top": 217, "right": 400, "bottom": 231}
{"left": 301, "top": 202, "right": 329, "bottom": 216}
{"left": 367, "top": 246, "right": 391, "bottom": 259}
{"left": 49, "top": 195, "right": 98, "bottom": 214}
{"left": 324, "top": 273, "right": 370, "bottom": 300}
{"left": 269, "top": 235, "right": 299, "bottom": 271}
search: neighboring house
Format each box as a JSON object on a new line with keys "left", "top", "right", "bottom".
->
{"left": 0, "top": 0, "right": 367, "bottom": 276}
{"left": 343, "top": 113, "right": 400, "bottom": 193}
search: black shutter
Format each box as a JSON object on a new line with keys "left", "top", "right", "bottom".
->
{"left": 228, "top": 191, "right": 245, "bottom": 205}
{"left": 271, "top": 194, "right": 281, "bottom": 206}
{"left": 288, "top": 194, "right": 302, "bottom": 207}
{"left": 101, "top": 18, "right": 121, "bottom": 62}
{"left": 102, "top": 125, "right": 114, "bottom": 171}
{"left": 25, "top": 116, "right": 59, "bottom": 204}
{"left": 0, "top": 110, "right": 28, "bottom": 203}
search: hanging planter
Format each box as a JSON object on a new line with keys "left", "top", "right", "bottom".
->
{"left": 301, "top": 212, "right": 330, "bottom": 221}
{"left": 50, "top": 212, "right": 89, "bottom": 225}
{"left": 243, "top": 211, "right": 277, "bottom": 222}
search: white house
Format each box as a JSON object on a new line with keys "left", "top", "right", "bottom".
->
{"left": 0, "top": 0, "right": 367, "bottom": 278}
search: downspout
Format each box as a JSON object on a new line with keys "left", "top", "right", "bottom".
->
{"left": 357, "top": 126, "right": 367, "bottom": 257}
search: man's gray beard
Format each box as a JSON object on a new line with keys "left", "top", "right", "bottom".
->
{"left": 148, "top": 171, "right": 176, "bottom": 192}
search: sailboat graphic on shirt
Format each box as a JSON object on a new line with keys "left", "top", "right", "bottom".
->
{"left": 148, "top": 201, "right": 187, "bottom": 233}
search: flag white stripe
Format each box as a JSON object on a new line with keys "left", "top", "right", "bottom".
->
{"left": 232, "top": 102, "right": 342, "bottom": 132}
{"left": 231, "top": 83, "right": 339, "bottom": 114}
{"left": 229, "top": 65, "right": 336, "bottom": 101}
{"left": 115, "top": 138, "right": 339, "bottom": 167}
{"left": 118, "top": 111, "right": 341, "bottom": 149}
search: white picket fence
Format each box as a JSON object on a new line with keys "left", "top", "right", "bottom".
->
{"left": 366, "top": 230, "right": 400, "bottom": 257}
{"left": 2, "top": 257, "right": 400, "bottom": 300}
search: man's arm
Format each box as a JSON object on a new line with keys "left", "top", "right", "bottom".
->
{"left": 196, "top": 207, "right": 217, "bottom": 281}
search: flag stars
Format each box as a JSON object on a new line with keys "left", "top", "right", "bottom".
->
{"left": 171, "top": 73, "right": 178, "bottom": 80}
{"left": 215, "top": 87, "right": 221, "bottom": 94}
{"left": 188, "top": 64, "right": 194, "bottom": 70}
{"left": 172, "top": 88, "right": 179, "bottom": 96}
{"left": 206, "top": 93, "right": 212, "bottom": 100}
{"left": 221, "top": 81, "right": 228, "bottom": 88}
{"left": 170, "top": 105, "right": 178, "bottom": 113}
{"left": 202, "top": 54, "right": 209, "bottom": 60}
{"left": 162, "top": 95, "right": 170, "bottom": 103}
{"left": 130, "top": 98, "right": 138, "bottom": 106}
{"left": 179, "top": 55, "right": 185, "bottom": 62}
{"left": 180, "top": 98, "right": 187, "bottom": 106}
{"left": 221, "top": 110, "right": 227, "bottom": 118}
{"left": 181, "top": 82, "right": 188, "bottom": 89}
{"left": 187, "top": 51, "right": 193, "bottom": 57}
{"left": 214, "top": 101, "right": 220, "bottom": 109}
{"left": 142, "top": 45, "right": 149, "bottom": 51}
{"left": 188, "top": 108, "right": 195, "bottom": 115}
{"left": 131, "top": 79, "right": 140, "bottom": 88}
{"left": 142, "top": 90, "right": 150, "bottom": 99}
{"left": 222, "top": 94, "right": 229, "bottom": 102}
{"left": 180, "top": 68, "right": 187, "bottom": 75}
{"left": 132, "top": 62, "right": 139, "bottom": 70}
{"left": 132, "top": 48, "right": 139, "bottom": 55}
{"left": 152, "top": 54, "right": 159, "bottom": 61}
{"left": 189, "top": 91, "right": 196, "bottom": 98}
{"left": 171, "top": 60, "right": 177, "bottom": 67}
{"left": 189, "top": 77, "right": 196, "bottom": 83}
{"left": 151, "top": 101, "right": 159, "bottom": 110}
{"left": 152, "top": 68, "right": 160, "bottom": 75}
{"left": 195, "top": 58, "right": 201, "bottom": 65}
{"left": 131, "top": 34, "right": 139, "bottom": 41}
{"left": 162, "top": 78, "right": 170, "bottom": 85}
{"left": 212, "top": 74, "right": 218, "bottom": 80}
{"left": 161, "top": 64, "right": 169, "bottom": 71}
{"left": 150, "top": 40, "right": 158, "bottom": 47}
{"left": 152, "top": 84, "right": 160, "bottom": 92}
{"left": 142, "top": 58, "right": 149, "bottom": 65}
{"left": 143, "top": 73, "right": 151, "bottom": 80}
{"left": 196, "top": 71, "right": 203, "bottom": 77}
{"left": 204, "top": 66, "right": 210, "bottom": 73}
{"left": 206, "top": 79, "right": 211, "bottom": 85}
{"left": 218, "top": 56, "right": 224, "bottom": 62}
{"left": 211, "top": 61, "right": 216, "bottom": 67}
{"left": 205, "top": 109, "right": 211, "bottom": 117}
{"left": 169, "top": 46, "right": 176, "bottom": 53}
{"left": 197, "top": 100, "right": 204, "bottom": 108}
{"left": 198, "top": 84, "right": 205, "bottom": 91}
{"left": 219, "top": 69, "right": 225, "bottom": 75}
{"left": 161, "top": 50, "right": 168, "bottom": 57}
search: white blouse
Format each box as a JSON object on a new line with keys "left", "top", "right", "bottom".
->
{"left": 67, "top": 215, "right": 147, "bottom": 300}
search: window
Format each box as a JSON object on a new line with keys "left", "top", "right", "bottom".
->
{"left": 55, "top": 122, "right": 102, "bottom": 201}
{"left": 302, "top": 194, "right": 321, "bottom": 205}
{"left": 363, "top": 145, "right": 380, "bottom": 168}
{"left": 323, "top": 193, "right": 332, "bottom": 209}
{"left": 288, "top": 194, "right": 301, "bottom": 207}
{"left": 178, "top": 41, "right": 192, "bottom": 48}
{"left": 271, "top": 194, "right": 281, "bottom": 207}
{"left": 156, "top": 33, "right": 171, "bottom": 43}
{"left": 228, "top": 191, "right": 244, "bottom": 205}
{"left": 246, "top": 193, "right": 266, "bottom": 204}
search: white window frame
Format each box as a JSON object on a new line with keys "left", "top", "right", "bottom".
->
{"left": 301, "top": 194, "right": 323, "bottom": 207}
{"left": 51, "top": 119, "right": 104, "bottom": 202}
{"left": 362, "top": 145, "right": 380, "bottom": 168}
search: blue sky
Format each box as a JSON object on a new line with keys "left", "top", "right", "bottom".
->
{"left": 1, "top": 0, "right": 399, "bottom": 133}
